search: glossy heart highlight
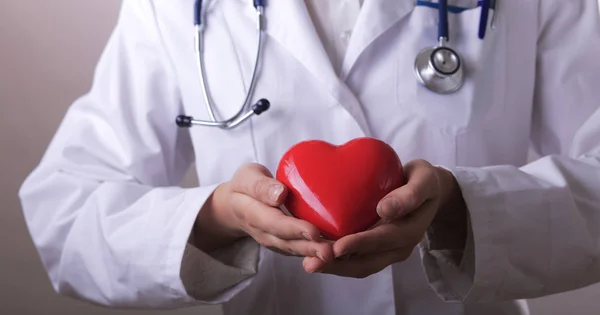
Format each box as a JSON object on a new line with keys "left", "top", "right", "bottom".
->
{"left": 276, "top": 138, "right": 404, "bottom": 240}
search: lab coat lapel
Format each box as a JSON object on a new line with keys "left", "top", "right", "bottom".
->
{"left": 246, "top": 0, "right": 372, "bottom": 136}
{"left": 262, "top": 1, "right": 339, "bottom": 92}
{"left": 340, "top": 0, "right": 415, "bottom": 80}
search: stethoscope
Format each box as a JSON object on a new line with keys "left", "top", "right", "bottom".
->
{"left": 177, "top": 0, "right": 495, "bottom": 129}
{"left": 176, "top": 0, "right": 270, "bottom": 129}
{"left": 414, "top": 0, "right": 494, "bottom": 94}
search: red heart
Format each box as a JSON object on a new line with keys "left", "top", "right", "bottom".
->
{"left": 276, "top": 138, "right": 405, "bottom": 240}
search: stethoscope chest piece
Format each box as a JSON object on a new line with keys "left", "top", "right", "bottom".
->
{"left": 414, "top": 45, "right": 464, "bottom": 94}
{"left": 414, "top": 0, "right": 470, "bottom": 94}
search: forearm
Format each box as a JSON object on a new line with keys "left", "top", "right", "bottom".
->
{"left": 20, "top": 166, "right": 215, "bottom": 307}
{"left": 422, "top": 154, "right": 600, "bottom": 303}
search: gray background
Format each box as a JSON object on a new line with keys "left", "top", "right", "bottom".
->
{"left": 1, "top": 1, "right": 599, "bottom": 314}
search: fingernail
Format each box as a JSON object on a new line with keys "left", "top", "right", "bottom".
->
{"left": 302, "top": 232, "right": 313, "bottom": 241}
{"left": 316, "top": 252, "right": 325, "bottom": 262}
{"left": 307, "top": 266, "right": 319, "bottom": 274}
{"left": 377, "top": 198, "right": 400, "bottom": 219}
{"left": 269, "top": 184, "right": 284, "bottom": 202}
{"left": 303, "top": 260, "right": 320, "bottom": 274}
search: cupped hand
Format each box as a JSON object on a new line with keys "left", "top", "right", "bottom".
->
{"left": 199, "top": 163, "right": 334, "bottom": 263}
{"left": 301, "top": 159, "right": 464, "bottom": 277}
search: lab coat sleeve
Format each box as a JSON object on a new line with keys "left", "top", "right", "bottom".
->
{"left": 18, "top": 0, "right": 261, "bottom": 308}
{"left": 420, "top": 0, "right": 600, "bottom": 303}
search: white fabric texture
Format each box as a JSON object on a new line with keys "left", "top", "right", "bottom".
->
{"left": 305, "top": 0, "right": 364, "bottom": 74}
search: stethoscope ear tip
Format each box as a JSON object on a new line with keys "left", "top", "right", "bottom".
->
{"left": 252, "top": 99, "right": 270, "bottom": 115}
{"left": 176, "top": 115, "right": 193, "bottom": 128}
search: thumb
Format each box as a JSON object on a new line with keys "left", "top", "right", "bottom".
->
{"left": 231, "top": 163, "right": 288, "bottom": 207}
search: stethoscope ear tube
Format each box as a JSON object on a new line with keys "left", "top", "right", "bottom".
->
{"left": 478, "top": 0, "right": 492, "bottom": 39}
{"left": 179, "top": 0, "right": 269, "bottom": 129}
{"left": 176, "top": 99, "right": 270, "bottom": 129}
{"left": 182, "top": 0, "right": 493, "bottom": 130}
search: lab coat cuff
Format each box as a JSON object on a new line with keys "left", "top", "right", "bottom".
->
{"left": 420, "top": 167, "right": 500, "bottom": 303}
{"left": 164, "top": 185, "right": 263, "bottom": 304}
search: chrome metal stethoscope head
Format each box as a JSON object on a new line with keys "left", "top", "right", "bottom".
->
{"left": 414, "top": 0, "right": 465, "bottom": 94}
{"left": 414, "top": 38, "right": 464, "bottom": 94}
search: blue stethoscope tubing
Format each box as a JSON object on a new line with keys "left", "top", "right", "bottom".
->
{"left": 177, "top": 0, "right": 496, "bottom": 128}
{"left": 415, "top": 0, "right": 495, "bottom": 39}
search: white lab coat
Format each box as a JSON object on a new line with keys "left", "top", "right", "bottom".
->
{"left": 19, "top": 0, "right": 600, "bottom": 314}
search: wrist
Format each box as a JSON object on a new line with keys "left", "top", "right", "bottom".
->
{"left": 430, "top": 167, "right": 468, "bottom": 250}
{"left": 435, "top": 167, "right": 466, "bottom": 215}
{"left": 192, "top": 184, "right": 246, "bottom": 252}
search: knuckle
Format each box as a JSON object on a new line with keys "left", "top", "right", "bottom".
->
{"left": 405, "top": 186, "right": 422, "bottom": 206}
{"left": 426, "top": 167, "right": 441, "bottom": 185}
{"left": 236, "top": 198, "right": 254, "bottom": 221}
{"left": 315, "top": 243, "right": 331, "bottom": 256}
{"left": 260, "top": 235, "right": 278, "bottom": 249}
{"left": 234, "top": 163, "right": 254, "bottom": 180}
{"left": 243, "top": 162, "right": 264, "bottom": 172}
{"left": 284, "top": 245, "right": 297, "bottom": 256}
{"left": 245, "top": 219, "right": 259, "bottom": 231}
{"left": 241, "top": 216, "right": 260, "bottom": 234}
{"left": 247, "top": 163, "right": 271, "bottom": 178}
{"left": 251, "top": 178, "right": 266, "bottom": 198}
{"left": 415, "top": 159, "right": 432, "bottom": 168}
{"left": 302, "top": 225, "right": 320, "bottom": 240}
{"left": 238, "top": 163, "right": 252, "bottom": 173}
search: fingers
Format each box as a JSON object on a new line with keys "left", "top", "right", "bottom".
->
{"left": 229, "top": 192, "right": 332, "bottom": 261}
{"left": 302, "top": 256, "right": 326, "bottom": 273}
{"left": 332, "top": 201, "right": 438, "bottom": 257}
{"left": 258, "top": 234, "right": 334, "bottom": 261}
{"left": 231, "top": 193, "right": 322, "bottom": 241}
{"left": 332, "top": 222, "right": 406, "bottom": 257}
{"left": 225, "top": 163, "right": 336, "bottom": 261}
{"left": 305, "top": 248, "right": 413, "bottom": 278}
{"left": 377, "top": 160, "right": 439, "bottom": 221}
{"left": 230, "top": 163, "right": 287, "bottom": 207}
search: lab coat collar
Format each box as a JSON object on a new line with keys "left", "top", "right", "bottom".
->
{"left": 250, "top": 0, "right": 416, "bottom": 84}
{"left": 341, "top": 0, "right": 416, "bottom": 79}
{"left": 239, "top": 0, "right": 415, "bottom": 136}
{"left": 245, "top": 0, "right": 371, "bottom": 136}
{"left": 260, "top": 1, "right": 339, "bottom": 93}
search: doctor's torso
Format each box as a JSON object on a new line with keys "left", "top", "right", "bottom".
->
{"left": 153, "top": 0, "right": 536, "bottom": 314}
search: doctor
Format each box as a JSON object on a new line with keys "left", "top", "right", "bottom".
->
{"left": 19, "top": 0, "right": 600, "bottom": 314}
